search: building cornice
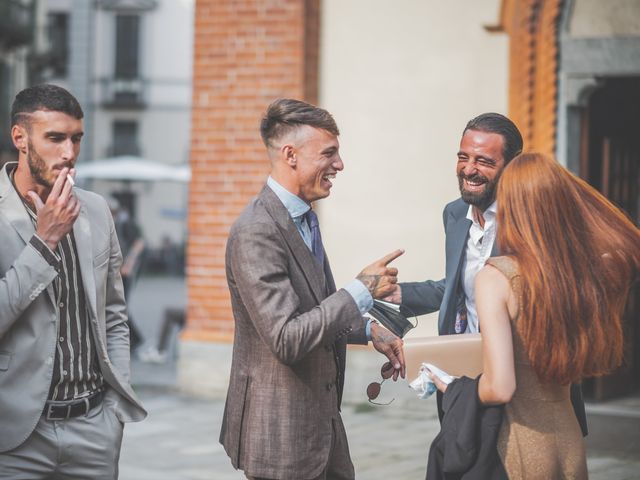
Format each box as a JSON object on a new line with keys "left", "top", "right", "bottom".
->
{"left": 95, "top": 0, "right": 158, "bottom": 12}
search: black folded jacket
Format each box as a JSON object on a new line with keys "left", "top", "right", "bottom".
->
{"left": 368, "top": 300, "right": 416, "bottom": 338}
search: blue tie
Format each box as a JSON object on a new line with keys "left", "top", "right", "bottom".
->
{"left": 454, "top": 283, "right": 468, "bottom": 333}
{"left": 304, "top": 209, "right": 325, "bottom": 267}
{"left": 455, "top": 303, "right": 468, "bottom": 334}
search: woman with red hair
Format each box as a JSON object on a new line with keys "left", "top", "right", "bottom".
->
{"left": 434, "top": 153, "right": 639, "bottom": 478}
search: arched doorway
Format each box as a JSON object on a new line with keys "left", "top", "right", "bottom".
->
{"left": 579, "top": 77, "right": 640, "bottom": 400}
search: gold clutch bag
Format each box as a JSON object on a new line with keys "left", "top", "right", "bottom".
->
{"left": 404, "top": 333, "right": 483, "bottom": 379}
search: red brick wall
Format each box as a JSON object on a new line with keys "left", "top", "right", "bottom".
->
{"left": 185, "top": 0, "right": 320, "bottom": 341}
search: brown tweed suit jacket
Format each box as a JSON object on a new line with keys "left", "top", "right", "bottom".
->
{"left": 220, "top": 185, "right": 368, "bottom": 479}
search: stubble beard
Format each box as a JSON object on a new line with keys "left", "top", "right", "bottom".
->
{"left": 27, "top": 140, "right": 55, "bottom": 189}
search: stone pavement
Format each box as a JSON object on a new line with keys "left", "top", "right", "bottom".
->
{"left": 119, "top": 276, "right": 640, "bottom": 480}
{"left": 118, "top": 387, "right": 439, "bottom": 480}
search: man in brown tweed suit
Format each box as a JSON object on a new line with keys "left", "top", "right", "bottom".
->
{"left": 220, "top": 98, "right": 406, "bottom": 480}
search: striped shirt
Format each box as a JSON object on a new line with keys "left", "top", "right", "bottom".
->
{"left": 14, "top": 177, "right": 103, "bottom": 401}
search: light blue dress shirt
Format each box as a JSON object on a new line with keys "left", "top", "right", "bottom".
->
{"left": 266, "top": 177, "right": 374, "bottom": 337}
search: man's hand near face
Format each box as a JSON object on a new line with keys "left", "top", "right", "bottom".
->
{"left": 27, "top": 167, "right": 80, "bottom": 251}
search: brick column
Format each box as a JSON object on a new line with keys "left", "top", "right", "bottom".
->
{"left": 185, "top": 0, "right": 320, "bottom": 342}
{"left": 500, "top": 0, "right": 562, "bottom": 155}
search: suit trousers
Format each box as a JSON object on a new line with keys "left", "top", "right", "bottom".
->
{"left": 246, "top": 415, "right": 354, "bottom": 480}
{"left": 0, "top": 400, "right": 124, "bottom": 480}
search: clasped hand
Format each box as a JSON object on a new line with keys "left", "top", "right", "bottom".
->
{"left": 357, "top": 249, "right": 406, "bottom": 379}
{"left": 370, "top": 321, "right": 405, "bottom": 380}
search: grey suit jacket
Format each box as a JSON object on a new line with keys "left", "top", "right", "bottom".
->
{"left": 0, "top": 162, "right": 146, "bottom": 453}
{"left": 220, "top": 185, "right": 367, "bottom": 479}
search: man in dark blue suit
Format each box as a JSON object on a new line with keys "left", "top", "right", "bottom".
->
{"left": 385, "top": 112, "right": 587, "bottom": 435}
{"left": 386, "top": 113, "right": 521, "bottom": 335}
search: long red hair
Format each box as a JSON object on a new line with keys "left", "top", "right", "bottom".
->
{"left": 496, "top": 153, "right": 639, "bottom": 384}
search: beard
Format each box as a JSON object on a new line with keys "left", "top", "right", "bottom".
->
{"left": 458, "top": 171, "right": 500, "bottom": 211}
{"left": 27, "top": 140, "right": 54, "bottom": 188}
{"left": 26, "top": 140, "right": 72, "bottom": 189}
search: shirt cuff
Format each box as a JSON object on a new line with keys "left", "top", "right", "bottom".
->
{"left": 365, "top": 318, "right": 374, "bottom": 341}
{"left": 344, "top": 280, "right": 373, "bottom": 315}
{"left": 344, "top": 279, "right": 373, "bottom": 315}
{"left": 29, "top": 235, "right": 61, "bottom": 270}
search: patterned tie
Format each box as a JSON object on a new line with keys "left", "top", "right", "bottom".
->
{"left": 455, "top": 303, "right": 468, "bottom": 334}
{"left": 454, "top": 282, "right": 468, "bottom": 334}
{"left": 304, "top": 209, "right": 325, "bottom": 267}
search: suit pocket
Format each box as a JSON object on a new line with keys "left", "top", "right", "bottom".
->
{"left": 0, "top": 352, "right": 11, "bottom": 371}
{"left": 93, "top": 247, "right": 110, "bottom": 268}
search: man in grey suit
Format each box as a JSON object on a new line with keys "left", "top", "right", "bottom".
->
{"left": 221, "top": 98, "right": 406, "bottom": 480}
{"left": 0, "top": 84, "right": 146, "bottom": 479}
{"left": 385, "top": 112, "right": 587, "bottom": 435}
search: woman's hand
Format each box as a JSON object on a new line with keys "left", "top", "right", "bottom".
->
{"left": 427, "top": 369, "right": 448, "bottom": 393}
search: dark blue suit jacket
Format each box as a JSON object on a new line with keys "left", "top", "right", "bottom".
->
{"left": 401, "top": 198, "right": 473, "bottom": 335}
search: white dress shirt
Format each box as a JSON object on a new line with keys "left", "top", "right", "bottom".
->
{"left": 459, "top": 201, "right": 497, "bottom": 333}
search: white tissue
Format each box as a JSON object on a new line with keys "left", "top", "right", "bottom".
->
{"left": 408, "top": 363, "right": 454, "bottom": 399}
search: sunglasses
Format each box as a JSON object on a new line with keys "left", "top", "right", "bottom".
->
{"left": 366, "top": 362, "right": 395, "bottom": 405}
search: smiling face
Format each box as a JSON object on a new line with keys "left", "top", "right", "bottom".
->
{"left": 288, "top": 125, "right": 343, "bottom": 204}
{"left": 13, "top": 110, "right": 83, "bottom": 190}
{"left": 456, "top": 129, "right": 506, "bottom": 211}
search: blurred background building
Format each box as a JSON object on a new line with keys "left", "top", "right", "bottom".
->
{"left": 183, "top": 0, "right": 639, "bottom": 400}
{"left": 1, "top": 0, "right": 638, "bottom": 401}
{"left": 0, "top": 0, "right": 193, "bottom": 267}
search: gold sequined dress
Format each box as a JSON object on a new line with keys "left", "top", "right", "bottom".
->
{"left": 485, "top": 257, "right": 588, "bottom": 480}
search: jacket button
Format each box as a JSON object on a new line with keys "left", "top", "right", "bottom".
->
{"left": 326, "top": 383, "right": 333, "bottom": 391}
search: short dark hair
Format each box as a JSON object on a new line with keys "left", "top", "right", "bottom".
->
{"left": 11, "top": 84, "right": 83, "bottom": 127}
{"left": 463, "top": 112, "right": 523, "bottom": 164}
{"left": 260, "top": 98, "right": 339, "bottom": 147}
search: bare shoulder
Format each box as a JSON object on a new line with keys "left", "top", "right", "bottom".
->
{"left": 476, "top": 263, "right": 511, "bottom": 294}
{"left": 476, "top": 263, "right": 519, "bottom": 319}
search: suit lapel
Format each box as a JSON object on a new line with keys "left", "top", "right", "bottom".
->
{"left": 0, "top": 163, "right": 57, "bottom": 308}
{"left": 72, "top": 203, "right": 98, "bottom": 320}
{"left": 441, "top": 204, "right": 472, "bottom": 334}
{"left": 0, "top": 164, "right": 37, "bottom": 246}
{"left": 259, "top": 186, "right": 326, "bottom": 303}
{"left": 446, "top": 215, "right": 472, "bottom": 285}
{"left": 323, "top": 256, "right": 337, "bottom": 295}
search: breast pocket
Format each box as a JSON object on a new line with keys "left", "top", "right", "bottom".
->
{"left": 0, "top": 352, "right": 12, "bottom": 371}
{"left": 93, "top": 247, "right": 110, "bottom": 269}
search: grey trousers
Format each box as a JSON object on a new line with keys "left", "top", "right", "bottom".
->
{"left": 0, "top": 400, "right": 124, "bottom": 480}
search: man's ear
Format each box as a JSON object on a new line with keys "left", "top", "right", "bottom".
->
{"left": 283, "top": 144, "right": 297, "bottom": 167}
{"left": 11, "top": 125, "right": 28, "bottom": 154}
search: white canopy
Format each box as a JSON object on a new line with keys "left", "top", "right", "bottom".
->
{"left": 75, "top": 156, "right": 191, "bottom": 183}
